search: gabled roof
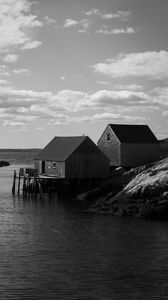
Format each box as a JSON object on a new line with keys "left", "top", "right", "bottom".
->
{"left": 108, "top": 124, "right": 158, "bottom": 143}
{"left": 35, "top": 136, "right": 89, "bottom": 161}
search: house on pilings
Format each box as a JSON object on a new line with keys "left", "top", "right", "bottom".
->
{"left": 34, "top": 136, "right": 109, "bottom": 180}
{"left": 97, "top": 124, "right": 160, "bottom": 168}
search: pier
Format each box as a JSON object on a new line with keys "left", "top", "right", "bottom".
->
{"left": 12, "top": 168, "right": 65, "bottom": 199}
{"left": 12, "top": 167, "right": 103, "bottom": 199}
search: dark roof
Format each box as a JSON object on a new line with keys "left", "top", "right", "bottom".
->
{"left": 109, "top": 124, "right": 158, "bottom": 143}
{"left": 35, "top": 136, "right": 89, "bottom": 161}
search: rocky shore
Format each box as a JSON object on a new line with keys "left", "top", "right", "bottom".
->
{"left": 0, "top": 160, "right": 10, "bottom": 167}
{"left": 80, "top": 156, "right": 168, "bottom": 220}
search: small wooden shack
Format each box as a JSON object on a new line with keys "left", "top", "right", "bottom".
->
{"left": 97, "top": 124, "right": 160, "bottom": 167}
{"left": 34, "top": 136, "right": 109, "bottom": 179}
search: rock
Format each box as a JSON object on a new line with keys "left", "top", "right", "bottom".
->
{"left": 87, "top": 156, "right": 168, "bottom": 220}
{"left": 0, "top": 160, "right": 10, "bottom": 167}
{"left": 162, "top": 191, "right": 168, "bottom": 200}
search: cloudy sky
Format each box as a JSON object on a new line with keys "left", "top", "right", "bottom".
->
{"left": 0, "top": 0, "right": 168, "bottom": 147}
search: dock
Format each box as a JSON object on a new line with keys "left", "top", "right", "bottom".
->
{"left": 12, "top": 168, "right": 65, "bottom": 199}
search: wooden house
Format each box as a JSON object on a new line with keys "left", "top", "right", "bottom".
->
{"left": 97, "top": 124, "right": 160, "bottom": 167}
{"left": 34, "top": 136, "right": 109, "bottom": 179}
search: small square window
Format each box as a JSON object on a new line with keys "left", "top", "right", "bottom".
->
{"left": 53, "top": 162, "right": 56, "bottom": 168}
{"left": 107, "top": 133, "right": 111, "bottom": 142}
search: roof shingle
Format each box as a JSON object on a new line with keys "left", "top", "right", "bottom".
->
{"left": 35, "top": 136, "right": 87, "bottom": 161}
{"left": 109, "top": 124, "right": 158, "bottom": 143}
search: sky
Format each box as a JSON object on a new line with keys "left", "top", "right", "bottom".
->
{"left": 0, "top": 0, "right": 168, "bottom": 148}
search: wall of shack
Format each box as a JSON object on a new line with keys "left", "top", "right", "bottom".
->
{"left": 97, "top": 126, "right": 120, "bottom": 166}
{"left": 121, "top": 143, "right": 160, "bottom": 167}
{"left": 34, "top": 159, "right": 65, "bottom": 177}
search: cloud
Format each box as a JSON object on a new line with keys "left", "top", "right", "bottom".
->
{"left": 102, "top": 11, "right": 130, "bottom": 20}
{"left": 93, "top": 51, "right": 168, "bottom": 79}
{"left": 13, "top": 68, "right": 30, "bottom": 75}
{"left": 162, "top": 111, "right": 168, "bottom": 116}
{"left": 78, "top": 29, "right": 90, "bottom": 34}
{"left": 89, "top": 90, "right": 153, "bottom": 108}
{"left": 0, "top": 79, "right": 9, "bottom": 85}
{"left": 2, "top": 54, "right": 18, "bottom": 63}
{"left": 114, "top": 84, "right": 143, "bottom": 91}
{"left": 0, "top": 86, "right": 153, "bottom": 112}
{"left": 64, "top": 8, "right": 132, "bottom": 34}
{"left": 36, "top": 127, "right": 43, "bottom": 130}
{"left": 85, "top": 9, "right": 101, "bottom": 16}
{"left": 65, "top": 112, "right": 146, "bottom": 124}
{"left": 51, "top": 90, "right": 88, "bottom": 112}
{"left": 63, "top": 17, "right": 91, "bottom": 33}
{"left": 81, "top": 19, "right": 89, "bottom": 28}
{"left": 85, "top": 9, "right": 130, "bottom": 21}
{"left": 96, "top": 26, "right": 136, "bottom": 35}
{"left": 63, "top": 19, "right": 79, "bottom": 28}
{"left": 0, "top": 85, "right": 164, "bottom": 128}
{"left": 44, "top": 16, "right": 56, "bottom": 25}
{"left": 3, "top": 120, "right": 26, "bottom": 127}
{"left": 97, "top": 81, "right": 111, "bottom": 85}
{"left": 0, "top": 86, "right": 52, "bottom": 107}
{"left": 152, "top": 87, "right": 168, "bottom": 106}
{"left": 22, "top": 41, "right": 42, "bottom": 50}
{"left": 0, "top": 0, "right": 42, "bottom": 53}
{"left": 0, "top": 64, "right": 10, "bottom": 76}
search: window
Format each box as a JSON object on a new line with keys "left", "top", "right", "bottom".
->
{"left": 53, "top": 162, "right": 56, "bottom": 168}
{"left": 107, "top": 133, "right": 111, "bottom": 142}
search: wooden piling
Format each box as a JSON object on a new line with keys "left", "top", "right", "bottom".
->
{"left": 37, "top": 177, "right": 43, "bottom": 200}
{"left": 27, "top": 175, "right": 31, "bottom": 197}
{"left": 12, "top": 170, "right": 16, "bottom": 195}
{"left": 32, "top": 175, "right": 38, "bottom": 198}
{"left": 23, "top": 175, "right": 27, "bottom": 197}
{"left": 17, "top": 170, "right": 21, "bottom": 195}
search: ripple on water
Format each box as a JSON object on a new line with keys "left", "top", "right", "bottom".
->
{"left": 0, "top": 165, "right": 168, "bottom": 299}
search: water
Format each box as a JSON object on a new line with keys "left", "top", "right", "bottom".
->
{"left": 0, "top": 165, "right": 168, "bottom": 299}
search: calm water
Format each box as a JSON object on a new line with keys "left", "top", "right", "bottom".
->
{"left": 0, "top": 165, "right": 168, "bottom": 299}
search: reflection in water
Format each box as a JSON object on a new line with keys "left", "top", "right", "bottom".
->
{"left": 0, "top": 165, "right": 168, "bottom": 299}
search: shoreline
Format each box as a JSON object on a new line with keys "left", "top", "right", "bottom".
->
{"left": 79, "top": 156, "right": 168, "bottom": 221}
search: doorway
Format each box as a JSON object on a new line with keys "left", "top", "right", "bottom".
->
{"left": 42, "top": 161, "right": 45, "bottom": 174}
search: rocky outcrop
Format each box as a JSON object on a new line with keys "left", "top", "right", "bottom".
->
{"left": 0, "top": 160, "right": 10, "bottom": 167}
{"left": 87, "top": 157, "right": 168, "bottom": 220}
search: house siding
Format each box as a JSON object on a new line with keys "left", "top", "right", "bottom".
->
{"left": 66, "top": 152, "right": 109, "bottom": 179}
{"left": 34, "top": 160, "right": 41, "bottom": 173}
{"left": 97, "top": 126, "right": 120, "bottom": 166}
{"left": 65, "top": 137, "right": 109, "bottom": 179}
{"left": 121, "top": 143, "right": 160, "bottom": 167}
{"left": 34, "top": 159, "right": 65, "bottom": 177}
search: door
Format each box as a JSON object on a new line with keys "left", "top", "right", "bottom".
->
{"left": 42, "top": 161, "right": 45, "bottom": 174}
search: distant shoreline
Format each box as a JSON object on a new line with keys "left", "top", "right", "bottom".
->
{"left": 0, "top": 161, "right": 10, "bottom": 167}
{"left": 0, "top": 149, "right": 41, "bottom": 165}
{"left": 0, "top": 148, "right": 41, "bottom": 152}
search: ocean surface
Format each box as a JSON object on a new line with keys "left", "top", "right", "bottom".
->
{"left": 0, "top": 165, "right": 168, "bottom": 299}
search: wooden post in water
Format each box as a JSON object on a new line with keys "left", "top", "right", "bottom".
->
{"left": 23, "top": 175, "right": 27, "bottom": 197}
{"left": 38, "top": 177, "right": 43, "bottom": 200}
{"left": 17, "top": 170, "right": 21, "bottom": 195}
{"left": 12, "top": 170, "right": 16, "bottom": 195}
{"left": 27, "top": 175, "right": 31, "bottom": 197}
{"left": 33, "top": 175, "right": 38, "bottom": 198}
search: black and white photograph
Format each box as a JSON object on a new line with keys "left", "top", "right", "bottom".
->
{"left": 0, "top": 0, "right": 168, "bottom": 299}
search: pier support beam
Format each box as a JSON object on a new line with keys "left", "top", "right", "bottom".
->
{"left": 12, "top": 170, "right": 16, "bottom": 195}
{"left": 17, "top": 170, "right": 21, "bottom": 196}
